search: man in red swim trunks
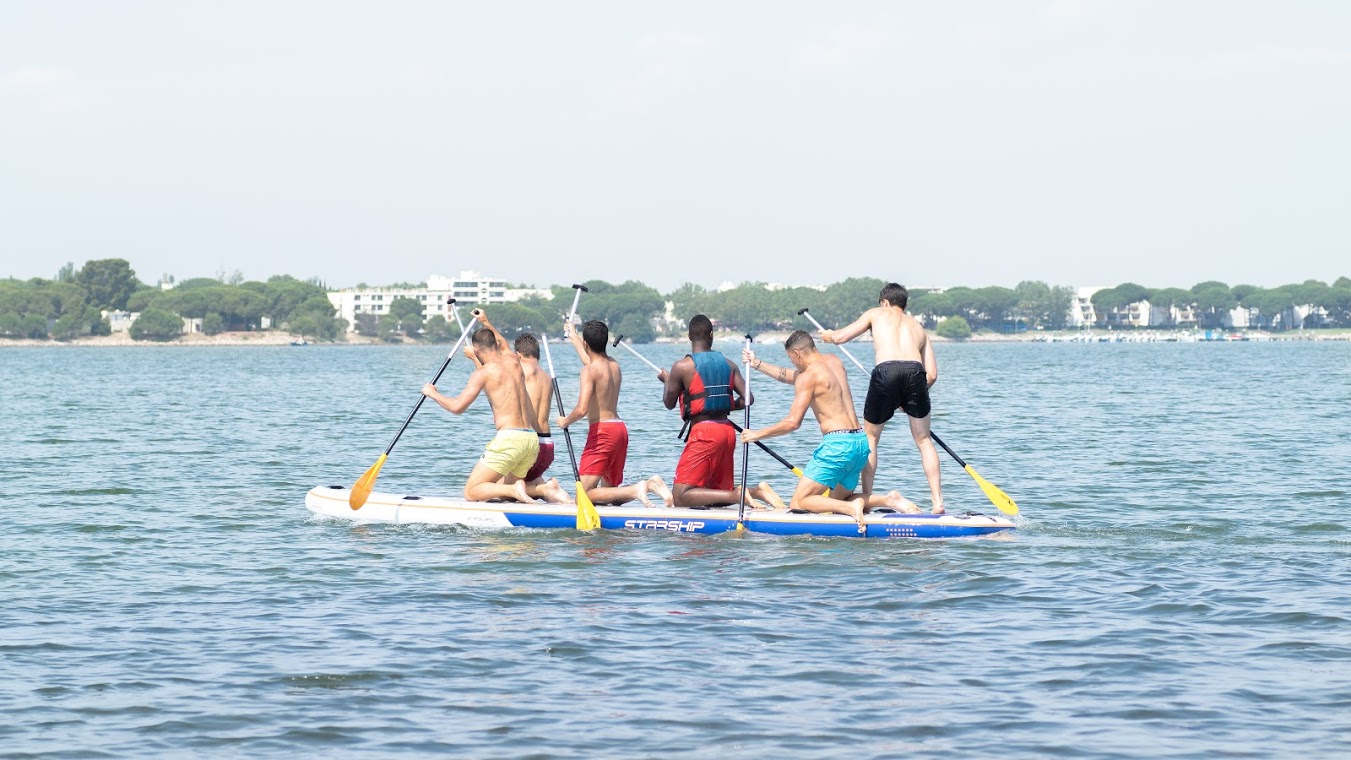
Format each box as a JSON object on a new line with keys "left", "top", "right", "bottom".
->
{"left": 558, "top": 318, "right": 673, "bottom": 507}
{"left": 658, "top": 314, "right": 774, "bottom": 508}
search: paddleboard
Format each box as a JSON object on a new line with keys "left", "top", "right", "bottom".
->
{"left": 306, "top": 486, "right": 1016, "bottom": 539}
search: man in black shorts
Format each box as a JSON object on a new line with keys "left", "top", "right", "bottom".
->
{"left": 821, "top": 283, "right": 943, "bottom": 513}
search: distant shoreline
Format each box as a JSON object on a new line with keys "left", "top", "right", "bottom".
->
{"left": 5, "top": 328, "right": 1350, "bottom": 348}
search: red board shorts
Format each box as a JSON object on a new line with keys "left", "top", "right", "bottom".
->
{"left": 675, "top": 419, "right": 736, "bottom": 491}
{"left": 524, "top": 435, "right": 555, "bottom": 482}
{"left": 580, "top": 420, "right": 628, "bottom": 487}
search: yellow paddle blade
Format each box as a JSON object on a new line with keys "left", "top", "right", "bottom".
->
{"left": 349, "top": 453, "right": 387, "bottom": 510}
{"left": 575, "top": 481, "right": 601, "bottom": 531}
{"left": 964, "top": 464, "right": 1018, "bottom": 516}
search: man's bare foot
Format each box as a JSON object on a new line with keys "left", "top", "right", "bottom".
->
{"left": 648, "top": 476, "right": 674, "bottom": 507}
{"left": 511, "top": 480, "right": 535, "bottom": 505}
{"left": 755, "top": 481, "right": 788, "bottom": 510}
{"left": 931, "top": 501, "right": 945, "bottom": 515}
{"left": 539, "top": 478, "right": 570, "bottom": 504}
{"left": 634, "top": 484, "right": 655, "bottom": 509}
{"left": 886, "top": 490, "right": 921, "bottom": 514}
{"left": 741, "top": 487, "right": 766, "bottom": 511}
{"left": 847, "top": 497, "right": 866, "bottom": 533}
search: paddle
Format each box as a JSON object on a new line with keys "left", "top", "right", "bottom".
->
{"left": 797, "top": 307, "right": 1019, "bottom": 516}
{"left": 541, "top": 335, "right": 601, "bottom": 530}
{"left": 349, "top": 315, "right": 481, "bottom": 510}
{"left": 611, "top": 333, "right": 804, "bottom": 477}
{"left": 736, "top": 334, "right": 753, "bottom": 531}
{"left": 447, "top": 298, "right": 467, "bottom": 334}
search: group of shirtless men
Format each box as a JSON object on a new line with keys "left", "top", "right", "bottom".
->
{"left": 421, "top": 282, "right": 944, "bottom": 528}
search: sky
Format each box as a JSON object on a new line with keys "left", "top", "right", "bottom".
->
{"left": 2, "top": 1, "right": 1348, "bottom": 292}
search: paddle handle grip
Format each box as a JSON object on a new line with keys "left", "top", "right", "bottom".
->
{"left": 381, "top": 316, "right": 479, "bottom": 455}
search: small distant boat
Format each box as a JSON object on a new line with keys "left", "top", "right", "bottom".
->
{"left": 290, "top": 338, "right": 309, "bottom": 346}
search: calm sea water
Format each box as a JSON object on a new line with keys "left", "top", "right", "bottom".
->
{"left": 2, "top": 341, "right": 1349, "bottom": 758}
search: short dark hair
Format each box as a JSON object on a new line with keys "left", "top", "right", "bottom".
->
{"left": 514, "top": 333, "right": 540, "bottom": 358}
{"left": 472, "top": 327, "right": 498, "bottom": 351}
{"left": 784, "top": 330, "right": 815, "bottom": 352}
{"left": 582, "top": 320, "right": 608, "bottom": 354}
{"left": 880, "top": 283, "right": 908, "bottom": 309}
{"left": 688, "top": 314, "right": 713, "bottom": 343}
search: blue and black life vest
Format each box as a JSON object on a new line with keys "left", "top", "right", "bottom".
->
{"left": 680, "top": 351, "right": 734, "bottom": 420}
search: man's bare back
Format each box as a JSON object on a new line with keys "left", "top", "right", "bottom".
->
{"left": 520, "top": 358, "right": 553, "bottom": 434}
{"left": 581, "top": 358, "right": 621, "bottom": 423}
{"left": 422, "top": 346, "right": 531, "bottom": 428}
{"left": 801, "top": 354, "right": 860, "bottom": 434}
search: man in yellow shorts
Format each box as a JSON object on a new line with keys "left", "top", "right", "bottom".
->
{"left": 422, "top": 320, "right": 541, "bottom": 504}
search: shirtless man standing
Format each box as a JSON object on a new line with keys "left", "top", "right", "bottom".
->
{"left": 820, "top": 283, "right": 943, "bottom": 513}
{"left": 558, "top": 318, "right": 673, "bottom": 507}
{"left": 740, "top": 331, "right": 918, "bottom": 531}
{"left": 422, "top": 324, "right": 540, "bottom": 505}
{"left": 657, "top": 314, "right": 774, "bottom": 509}
{"left": 742, "top": 332, "right": 920, "bottom": 528}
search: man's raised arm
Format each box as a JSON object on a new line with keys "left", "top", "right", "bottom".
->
{"left": 821, "top": 310, "right": 873, "bottom": 345}
{"left": 744, "top": 347, "right": 797, "bottom": 386}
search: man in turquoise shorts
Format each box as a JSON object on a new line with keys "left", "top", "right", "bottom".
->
{"left": 741, "top": 331, "right": 919, "bottom": 531}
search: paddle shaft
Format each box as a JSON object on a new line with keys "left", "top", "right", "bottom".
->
{"left": 799, "top": 310, "right": 957, "bottom": 460}
{"left": 613, "top": 338, "right": 663, "bottom": 373}
{"left": 381, "top": 316, "right": 479, "bottom": 456}
{"left": 540, "top": 337, "right": 584, "bottom": 482}
{"left": 448, "top": 299, "right": 467, "bottom": 333}
{"left": 725, "top": 419, "right": 800, "bottom": 474}
{"left": 736, "top": 335, "right": 752, "bottom": 525}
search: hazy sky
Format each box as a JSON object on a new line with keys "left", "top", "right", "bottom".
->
{"left": 2, "top": 1, "right": 1348, "bottom": 291}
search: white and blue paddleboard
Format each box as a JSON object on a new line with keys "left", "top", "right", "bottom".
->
{"left": 306, "top": 486, "right": 1016, "bottom": 539}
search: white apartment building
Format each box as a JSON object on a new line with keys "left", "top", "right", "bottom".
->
{"left": 1069, "top": 286, "right": 1108, "bottom": 327}
{"left": 327, "top": 272, "right": 552, "bottom": 330}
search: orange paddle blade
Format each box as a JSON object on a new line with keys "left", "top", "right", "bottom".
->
{"left": 349, "top": 453, "right": 387, "bottom": 510}
{"left": 575, "top": 482, "right": 601, "bottom": 531}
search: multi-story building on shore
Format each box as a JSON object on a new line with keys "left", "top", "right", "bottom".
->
{"left": 326, "top": 272, "right": 552, "bottom": 330}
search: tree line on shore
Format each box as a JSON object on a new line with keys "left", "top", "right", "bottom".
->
{"left": 4, "top": 258, "right": 1349, "bottom": 343}
{"left": 1090, "top": 279, "right": 1351, "bottom": 329}
{"left": 0, "top": 259, "right": 343, "bottom": 341}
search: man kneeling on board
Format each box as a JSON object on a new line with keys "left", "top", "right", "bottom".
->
{"left": 658, "top": 314, "right": 774, "bottom": 510}
{"left": 422, "top": 324, "right": 540, "bottom": 505}
{"left": 741, "top": 331, "right": 920, "bottom": 531}
{"left": 558, "top": 318, "right": 673, "bottom": 507}
{"left": 462, "top": 318, "right": 571, "bottom": 504}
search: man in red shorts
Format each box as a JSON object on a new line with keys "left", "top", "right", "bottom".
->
{"left": 558, "top": 318, "right": 673, "bottom": 507}
{"left": 658, "top": 314, "right": 774, "bottom": 508}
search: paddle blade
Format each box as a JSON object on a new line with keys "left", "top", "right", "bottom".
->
{"left": 575, "top": 482, "right": 601, "bottom": 531}
{"left": 349, "top": 453, "right": 387, "bottom": 510}
{"left": 964, "top": 464, "right": 1019, "bottom": 516}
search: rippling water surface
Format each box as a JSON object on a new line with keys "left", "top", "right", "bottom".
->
{"left": 3, "top": 341, "right": 1349, "bottom": 758}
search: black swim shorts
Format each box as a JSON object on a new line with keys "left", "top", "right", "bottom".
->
{"left": 863, "top": 360, "right": 930, "bottom": 425}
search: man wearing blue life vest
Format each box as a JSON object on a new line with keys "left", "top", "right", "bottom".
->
{"left": 658, "top": 315, "right": 774, "bottom": 508}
